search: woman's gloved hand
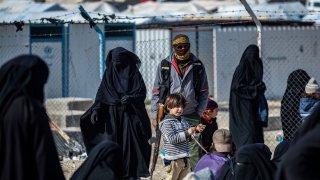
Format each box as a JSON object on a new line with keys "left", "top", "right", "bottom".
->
{"left": 90, "top": 109, "right": 98, "bottom": 124}
{"left": 121, "top": 95, "right": 133, "bottom": 105}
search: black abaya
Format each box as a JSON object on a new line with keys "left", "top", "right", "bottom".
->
{"left": 80, "top": 47, "right": 152, "bottom": 179}
{"left": 271, "top": 141, "right": 290, "bottom": 169}
{"left": 280, "top": 69, "right": 310, "bottom": 141}
{"left": 276, "top": 105, "right": 320, "bottom": 180}
{"left": 229, "top": 45, "right": 265, "bottom": 149}
{"left": 71, "top": 140, "right": 122, "bottom": 180}
{"left": 0, "top": 55, "right": 65, "bottom": 180}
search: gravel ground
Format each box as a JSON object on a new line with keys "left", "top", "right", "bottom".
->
{"left": 61, "top": 160, "right": 84, "bottom": 179}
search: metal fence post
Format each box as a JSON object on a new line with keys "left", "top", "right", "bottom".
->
{"left": 79, "top": 5, "right": 105, "bottom": 80}
{"left": 239, "top": 0, "right": 262, "bottom": 58}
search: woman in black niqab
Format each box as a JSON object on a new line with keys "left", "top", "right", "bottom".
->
{"left": 235, "top": 143, "right": 275, "bottom": 180}
{"left": 229, "top": 44, "right": 265, "bottom": 149}
{"left": 280, "top": 69, "right": 310, "bottom": 141}
{"left": 80, "top": 47, "right": 152, "bottom": 179}
{"left": 0, "top": 55, "right": 65, "bottom": 180}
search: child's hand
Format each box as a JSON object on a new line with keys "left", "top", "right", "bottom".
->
{"left": 187, "top": 127, "right": 196, "bottom": 135}
{"left": 196, "top": 124, "right": 206, "bottom": 133}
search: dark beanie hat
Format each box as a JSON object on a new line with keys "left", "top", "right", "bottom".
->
{"left": 207, "top": 98, "right": 218, "bottom": 110}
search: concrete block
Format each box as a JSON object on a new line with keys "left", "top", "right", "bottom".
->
{"left": 48, "top": 110, "right": 85, "bottom": 128}
{"left": 46, "top": 97, "right": 93, "bottom": 112}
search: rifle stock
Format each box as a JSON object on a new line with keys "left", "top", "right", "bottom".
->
{"left": 157, "top": 103, "right": 165, "bottom": 124}
{"left": 150, "top": 103, "right": 165, "bottom": 179}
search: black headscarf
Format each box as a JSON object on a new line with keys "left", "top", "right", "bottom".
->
{"left": 0, "top": 55, "right": 48, "bottom": 115}
{"left": 235, "top": 143, "right": 276, "bottom": 180}
{"left": 0, "top": 55, "right": 65, "bottom": 180}
{"left": 271, "top": 141, "right": 290, "bottom": 169}
{"left": 80, "top": 47, "right": 152, "bottom": 179}
{"left": 229, "top": 44, "right": 265, "bottom": 149}
{"left": 280, "top": 69, "right": 310, "bottom": 141}
{"left": 71, "top": 140, "right": 122, "bottom": 180}
{"left": 276, "top": 105, "right": 320, "bottom": 180}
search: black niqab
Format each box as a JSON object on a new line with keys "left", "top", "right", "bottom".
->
{"left": 280, "top": 69, "right": 310, "bottom": 141}
{"left": 95, "top": 47, "right": 143, "bottom": 105}
{"left": 229, "top": 45, "right": 265, "bottom": 149}
{"left": 235, "top": 143, "right": 275, "bottom": 180}
{"left": 0, "top": 55, "right": 64, "bottom": 180}
{"left": 80, "top": 47, "right": 152, "bottom": 179}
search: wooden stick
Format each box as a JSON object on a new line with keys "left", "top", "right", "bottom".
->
{"left": 48, "top": 117, "right": 70, "bottom": 142}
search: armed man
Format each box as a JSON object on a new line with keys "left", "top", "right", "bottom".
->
{"left": 151, "top": 34, "right": 209, "bottom": 171}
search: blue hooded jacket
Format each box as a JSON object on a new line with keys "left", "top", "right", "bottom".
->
{"left": 300, "top": 97, "right": 320, "bottom": 123}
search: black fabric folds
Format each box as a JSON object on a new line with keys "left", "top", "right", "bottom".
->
{"left": 95, "top": 46, "right": 143, "bottom": 105}
{"left": 271, "top": 141, "right": 290, "bottom": 169}
{"left": 276, "top": 105, "right": 320, "bottom": 180}
{"left": 0, "top": 55, "right": 65, "bottom": 180}
{"left": 229, "top": 45, "right": 265, "bottom": 149}
{"left": 280, "top": 69, "right": 310, "bottom": 141}
{"left": 235, "top": 143, "right": 275, "bottom": 180}
{"left": 80, "top": 47, "right": 152, "bottom": 179}
{"left": 71, "top": 140, "right": 122, "bottom": 180}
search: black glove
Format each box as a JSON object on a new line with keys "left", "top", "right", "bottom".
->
{"left": 90, "top": 109, "right": 98, "bottom": 125}
{"left": 121, "top": 95, "right": 133, "bottom": 105}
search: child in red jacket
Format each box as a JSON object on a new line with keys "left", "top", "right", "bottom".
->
{"left": 201, "top": 98, "right": 219, "bottom": 153}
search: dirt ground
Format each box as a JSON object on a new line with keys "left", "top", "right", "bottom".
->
{"left": 61, "top": 160, "right": 84, "bottom": 179}
{"left": 61, "top": 145, "right": 167, "bottom": 180}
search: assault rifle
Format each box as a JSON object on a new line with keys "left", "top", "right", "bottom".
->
{"left": 149, "top": 103, "right": 165, "bottom": 180}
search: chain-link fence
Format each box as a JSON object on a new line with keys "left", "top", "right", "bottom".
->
{"left": 1, "top": 20, "right": 320, "bottom": 157}
{"left": 136, "top": 25, "right": 320, "bottom": 154}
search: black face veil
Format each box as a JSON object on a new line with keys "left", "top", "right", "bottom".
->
{"left": 95, "top": 47, "right": 145, "bottom": 105}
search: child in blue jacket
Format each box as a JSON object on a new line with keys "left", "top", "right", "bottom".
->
{"left": 300, "top": 77, "right": 320, "bottom": 123}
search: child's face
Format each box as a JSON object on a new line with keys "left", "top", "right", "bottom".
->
{"left": 206, "top": 108, "right": 218, "bottom": 118}
{"left": 168, "top": 106, "right": 184, "bottom": 117}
